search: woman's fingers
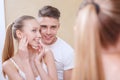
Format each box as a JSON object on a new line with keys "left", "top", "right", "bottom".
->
{"left": 35, "top": 47, "right": 45, "bottom": 62}
{"left": 18, "top": 36, "right": 29, "bottom": 54}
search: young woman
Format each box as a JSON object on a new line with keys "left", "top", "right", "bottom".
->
{"left": 72, "top": 0, "right": 120, "bottom": 80}
{"left": 2, "top": 15, "right": 58, "bottom": 80}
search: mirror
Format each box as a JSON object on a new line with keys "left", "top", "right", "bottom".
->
{"left": 5, "top": 0, "right": 81, "bottom": 47}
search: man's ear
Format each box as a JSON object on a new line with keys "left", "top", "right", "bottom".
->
{"left": 16, "top": 30, "right": 23, "bottom": 39}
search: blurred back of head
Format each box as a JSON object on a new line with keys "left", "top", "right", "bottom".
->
{"left": 72, "top": 0, "right": 120, "bottom": 80}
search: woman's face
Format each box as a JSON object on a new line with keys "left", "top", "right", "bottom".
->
{"left": 22, "top": 19, "right": 41, "bottom": 49}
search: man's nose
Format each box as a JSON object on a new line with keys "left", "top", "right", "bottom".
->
{"left": 46, "top": 28, "right": 51, "bottom": 34}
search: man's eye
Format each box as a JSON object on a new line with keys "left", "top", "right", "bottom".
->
{"left": 40, "top": 25, "right": 47, "bottom": 28}
{"left": 51, "top": 26, "right": 56, "bottom": 29}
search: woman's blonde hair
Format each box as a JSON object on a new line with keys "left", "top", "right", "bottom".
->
{"left": 72, "top": 0, "right": 120, "bottom": 80}
{"left": 2, "top": 15, "right": 35, "bottom": 63}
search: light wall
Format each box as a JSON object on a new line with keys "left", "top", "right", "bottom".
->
{"left": 0, "top": 0, "right": 5, "bottom": 79}
{"left": 5, "top": 0, "right": 81, "bottom": 47}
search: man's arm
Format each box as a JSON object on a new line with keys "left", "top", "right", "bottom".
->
{"left": 63, "top": 69, "right": 73, "bottom": 80}
{"left": 63, "top": 47, "right": 74, "bottom": 80}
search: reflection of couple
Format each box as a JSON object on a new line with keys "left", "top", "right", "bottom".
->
{"left": 2, "top": 6, "right": 74, "bottom": 80}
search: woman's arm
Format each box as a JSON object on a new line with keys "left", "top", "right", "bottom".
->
{"left": 44, "top": 49, "right": 58, "bottom": 80}
{"left": 35, "top": 48, "right": 58, "bottom": 80}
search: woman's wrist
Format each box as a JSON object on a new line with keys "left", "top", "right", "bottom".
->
{"left": 34, "top": 58, "right": 42, "bottom": 67}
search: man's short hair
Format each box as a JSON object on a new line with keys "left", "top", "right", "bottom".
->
{"left": 38, "top": 5, "right": 60, "bottom": 20}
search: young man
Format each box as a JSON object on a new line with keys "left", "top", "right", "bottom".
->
{"left": 37, "top": 5, "right": 74, "bottom": 80}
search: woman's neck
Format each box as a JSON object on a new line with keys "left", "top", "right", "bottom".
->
{"left": 28, "top": 46, "right": 38, "bottom": 60}
{"left": 102, "top": 37, "right": 120, "bottom": 54}
{"left": 101, "top": 43, "right": 120, "bottom": 80}
{"left": 101, "top": 43, "right": 120, "bottom": 62}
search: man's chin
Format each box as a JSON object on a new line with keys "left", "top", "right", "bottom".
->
{"left": 44, "top": 41, "right": 53, "bottom": 45}
{"left": 42, "top": 38, "right": 54, "bottom": 45}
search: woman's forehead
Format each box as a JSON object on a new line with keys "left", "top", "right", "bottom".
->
{"left": 23, "top": 19, "right": 40, "bottom": 28}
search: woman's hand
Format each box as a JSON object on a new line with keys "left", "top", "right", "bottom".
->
{"left": 34, "top": 45, "right": 45, "bottom": 65}
{"left": 18, "top": 36, "right": 29, "bottom": 61}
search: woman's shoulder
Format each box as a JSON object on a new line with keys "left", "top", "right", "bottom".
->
{"left": 2, "top": 57, "right": 17, "bottom": 74}
{"left": 2, "top": 59, "right": 12, "bottom": 69}
{"left": 2, "top": 57, "right": 25, "bottom": 80}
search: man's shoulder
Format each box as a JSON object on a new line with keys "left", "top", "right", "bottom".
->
{"left": 57, "top": 37, "right": 73, "bottom": 50}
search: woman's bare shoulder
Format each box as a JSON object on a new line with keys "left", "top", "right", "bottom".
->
{"left": 2, "top": 58, "right": 17, "bottom": 73}
{"left": 2, "top": 58, "right": 24, "bottom": 80}
{"left": 2, "top": 59, "right": 12, "bottom": 68}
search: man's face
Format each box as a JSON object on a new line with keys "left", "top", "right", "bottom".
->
{"left": 38, "top": 17, "right": 59, "bottom": 45}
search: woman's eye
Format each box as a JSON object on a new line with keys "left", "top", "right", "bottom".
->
{"left": 39, "top": 29, "right": 41, "bottom": 32}
{"left": 32, "top": 29, "right": 36, "bottom": 32}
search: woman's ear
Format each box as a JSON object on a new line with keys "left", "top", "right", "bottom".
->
{"left": 16, "top": 30, "right": 23, "bottom": 39}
